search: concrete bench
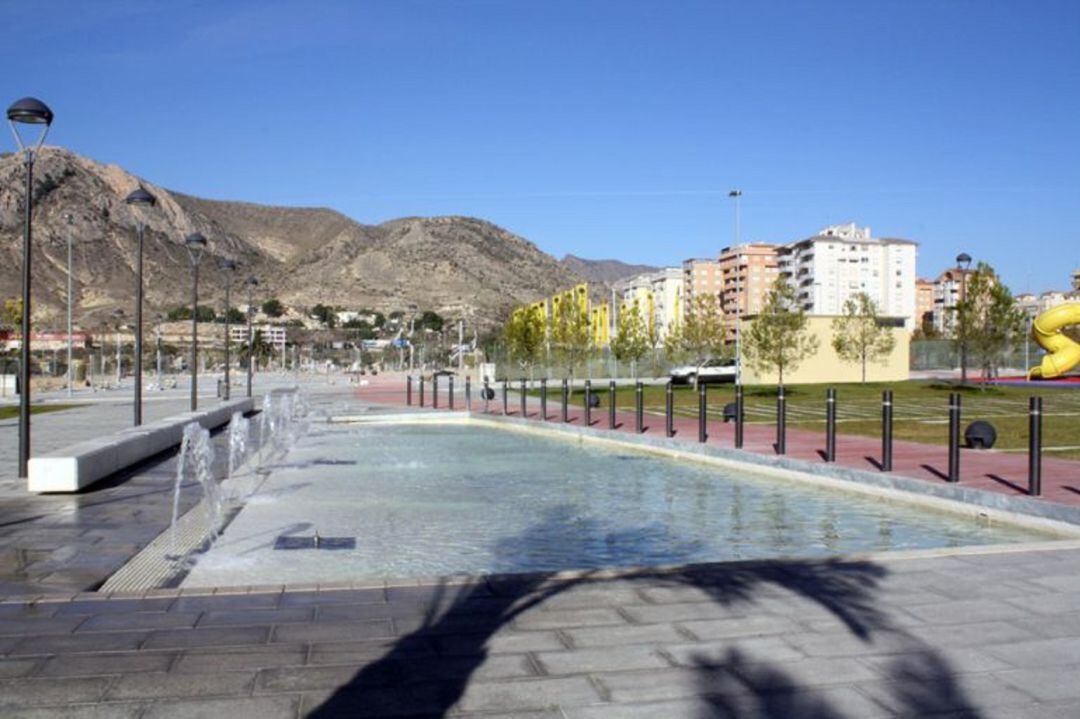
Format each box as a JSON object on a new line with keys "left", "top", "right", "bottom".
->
{"left": 27, "top": 398, "right": 255, "bottom": 493}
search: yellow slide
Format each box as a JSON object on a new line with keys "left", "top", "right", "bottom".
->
{"left": 1029, "top": 302, "right": 1080, "bottom": 379}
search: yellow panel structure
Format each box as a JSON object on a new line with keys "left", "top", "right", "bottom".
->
{"left": 1029, "top": 303, "right": 1080, "bottom": 379}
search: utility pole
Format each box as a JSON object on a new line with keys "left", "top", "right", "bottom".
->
{"left": 729, "top": 189, "right": 743, "bottom": 386}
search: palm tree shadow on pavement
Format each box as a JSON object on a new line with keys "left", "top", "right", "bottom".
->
{"left": 309, "top": 506, "right": 984, "bottom": 718}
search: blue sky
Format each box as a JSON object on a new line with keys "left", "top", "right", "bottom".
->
{"left": 4, "top": 0, "right": 1079, "bottom": 291}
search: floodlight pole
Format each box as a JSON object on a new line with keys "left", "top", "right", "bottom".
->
{"left": 245, "top": 276, "right": 258, "bottom": 398}
{"left": 65, "top": 214, "right": 74, "bottom": 398}
{"left": 729, "top": 189, "right": 743, "bottom": 386}
{"left": 184, "top": 234, "right": 207, "bottom": 411}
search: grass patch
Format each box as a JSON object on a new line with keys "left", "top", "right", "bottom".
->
{"left": 0, "top": 403, "right": 82, "bottom": 421}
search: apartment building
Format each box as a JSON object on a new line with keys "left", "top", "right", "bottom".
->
{"left": 717, "top": 243, "right": 780, "bottom": 341}
{"left": 915, "top": 278, "right": 935, "bottom": 332}
{"left": 778, "top": 223, "right": 918, "bottom": 328}
{"left": 612, "top": 267, "right": 683, "bottom": 342}
{"left": 681, "top": 258, "right": 721, "bottom": 311}
{"left": 1072, "top": 266, "right": 1080, "bottom": 292}
{"left": 932, "top": 267, "right": 973, "bottom": 336}
{"left": 229, "top": 324, "right": 288, "bottom": 351}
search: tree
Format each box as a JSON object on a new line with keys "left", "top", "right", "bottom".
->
{"left": 610, "top": 300, "right": 649, "bottom": 374}
{"left": 552, "top": 299, "right": 593, "bottom": 378}
{"left": 241, "top": 328, "right": 274, "bottom": 370}
{"left": 262, "top": 298, "right": 285, "bottom": 318}
{"left": 219, "top": 307, "right": 245, "bottom": 324}
{"left": 311, "top": 303, "right": 337, "bottom": 328}
{"left": 0, "top": 298, "right": 21, "bottom": 329}
{"left": 955, "top": 262, "right": 1026, "bottom": 383}
{"left": 503, "top": 308, "right": 545, "bottom": 375}
{"left": 167, "top": 306, "right": 215, "bottom": 322}
{"left": 417, "top": 311, "right": 444, "bottom": 332}
{"left": 678, "top": 294, "right": 729, "bottom": 384}
{"left": 831, "top": 292, "right": 897, "bottom": 383}
{"left": 743, "top": 278, "right": 819, "bottom": 386}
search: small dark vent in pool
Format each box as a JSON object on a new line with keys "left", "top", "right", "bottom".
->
{"left": 274, "top": 535, "right": 356, "bottom": 550}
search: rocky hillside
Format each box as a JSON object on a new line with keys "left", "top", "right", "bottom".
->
{"left": 0, "top": 148, "right": 588, "bottom": 329}
{"left": 559, "top": 254, "right": 659, "bottom": 284}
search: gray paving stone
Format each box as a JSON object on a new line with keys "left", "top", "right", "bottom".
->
{"left": 904, "top": 598, "right": 1031, "bottom": 625}
{"left": 0, "top": 615, "right": 87, "bottom": 635}
{"left": 168, "top": 593, "right": 281, "bottom": 612}
{"left": 306, "top": 638, "right": 436, "bottom": 665}
{"left": 76, "top": 611, "right": 201, "bottom": 632}
{"left": 437, "top": 630, "right": 566, "bottom": 655}
{"left": 983, "top": 636, "right": 1080, "bottom": 667}
{"left": 535, "top": 645, "right": 670, "bottom": 675}
{"left": 1003, "top": 591, "right": 1080, "bottom": 617}
{"left": 0, "top": 657, "right": 42, "bottom": 677}
{"left": 10, "top": 630, "right": 148, "bottom": 656}
{"left": 563, "top": 622, "right": 687, "bottom": 647}
{"left": 512, "top": 607, "right": 626, "bottom": 630}
{"left": 620, "top": 601, "right": 745, "bottom": 624}
{"left": 781, "top": 629, "right": 907, "bottom": 658}
{"left": 271, "top": 619, "right": 393, "bottom": 643}
{"left": 141, "top": 625, "right": 269, "bottom": 650}
{"left": 297, "top": 682, "right": 448, "bottom": 716}
{"left": 678, "top": 614, "right": 802, "bottom": 640}
{"left": 1030, "top": 573, "right": 1080, "bottom": 592}
{"left": 454, "top": 676, "right": 604, "bottom": 713}
{"left": 196, "top": 607, "right": 313, "bottom": 627}
{"left": 0, "top": 676, "right": 112, "bottom": 708}
{"left": 857, "top": 671, "right": 1035, "bottom": 715}
{"left": 906, "top": 621, "right": 1033, "bottom": 649}
{"left": 664, "top": 636, "right": 805, "bottom": 666}
{"left": 995, "top": 666, "right": 1080, "bottom": 702}
{"left": 0, "top": 703, "right": 147, "bottom": 718}
{"left": 39, "top": 651, "right": 176, "bottom": 677}
{"left": 141, "top": 695, "right": 298, "bottom": 719}
{"left": 172, "top": 644, "right": 307, "bottom": 673}
{"left": 278, "top": 587, "right": 385, "bottom": 607}
{"left": 105, "top": 670, "right": 256, "bottom": 700}
{"left": 54, "top": 598, "right": 175, "bottom": 616}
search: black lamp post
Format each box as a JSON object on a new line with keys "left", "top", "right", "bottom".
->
{"left": 245, "top": 276, "right": 258, "bottom": 398}
{"left": 218, "top": 259, "right": 237, "bottom": 401}
{"left": 956, "top": 252, "right": 972, "bottom": 384}
{"left": 7, "top": 97, "right": 53, "bottom": 479}
{"left": 184, "top": 233, "right": 207, "bottom": 411}
{"left": 125, "top": 187, "right": 156, "bottom": 425}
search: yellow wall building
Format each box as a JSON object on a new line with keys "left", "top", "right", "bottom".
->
{"left": 740, "top": 316, "right": 910, "bottom": 385}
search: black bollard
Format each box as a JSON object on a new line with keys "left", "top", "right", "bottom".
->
{"left": 947, "top": 393, "right": 961, "bottom": 482}
{"left": 540, "top": 378, "right": 547, "bottom": 420}
{"left": 448, "top": 376, "right": 454, "bottom": 410}
{"left": 585, "top": 379, "right": 592, "bottom": 426}
{"left": 735, "top": 384, "right": 744, "bottom": 449}
{"left": 1029, "top": 396, "right": 1042, "bottom": 496}
{"left": 406, "top": 375, "right": 412, "bottom": 406}
{"left": 698, "top": 382, "right": 707, "bottom": 443}
{"left": 562, "top": 379, "right": 569, "bottom": 422}
{"left": 825, "top": 387, "right": 837, "bottom": 462}
{"left": 502, "top": 380, "right": 509, "bottom": 415}
{"left": 609, "top": 380, "right": 617, "bottom": 429}
{"left": 482, "top": 379, "right": 490, "bottom": 413}
{"left": 776, "top": 385, "right": 786, "bottom": 455}
{"left": 666, "top": 381, "right": 674, "bottom": 437}
{"left": 520, "top": 378, "right": 527, "bottom": 418}
{"left": 432, "top": 375, "right": 439, "bottom": 409}
{"left": 466, "top": 376, "right": 472, "bottom": 412}
{"left": 635, "top": 381, "right": 644, "bottom": 433}
{"left": 881, "top": 390, "right": 893, "bottom": 471}
{"left": 419, "top": 376, "right": 425, "bottom": 407}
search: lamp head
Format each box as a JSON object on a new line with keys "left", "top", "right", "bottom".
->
{"left": 7, "top": 97, "right": 53, "bottom": 153}
{"left": 218, "top": 258, "right": 238, "bottom": 272}
{"left": 124, "top": 187, "right": 157, "bottom": 208}
{"left": 184, "top": 233, "right": 207, "bottom": 264}
{"left": 728, "top": 190, "right": 742, "bottom": 198}
{"left": 245, "top": 276, "right": 259, "bottom": 287}
{"left": 956, "top": 252, "right": 972, "bottom": 269}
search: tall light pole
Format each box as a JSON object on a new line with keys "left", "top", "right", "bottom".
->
{"left": 8, "top": 97, "right": 53, "bottom": 479}
{"left": 64, "top": 213, "right": 74, "bottom": 398}
{"left": 125, "top": 187, "right": 156, "bottom": 425}
{"left": 956, "top": 252, "right": 972, "bottom": 384}
{"left": 245, "top": 276, "right": 258, "bottom": 398}
{"left": 728, "top": 189, "right": 743, "bottom": 386}
{"left": 218, "top": 259, "right": 237, "bottom": 400}
{"left": 184, "top": 233, "right": 207, "bottom": 411}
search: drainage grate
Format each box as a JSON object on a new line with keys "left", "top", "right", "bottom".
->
{"left": 274, "top": 535, "right": 356, "bottom": 550}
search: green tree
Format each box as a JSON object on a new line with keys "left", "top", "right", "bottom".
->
{"left": 241, "top": 328, "right": 274, "bottom": 370}
{"left": 218, "top": 307, "right": 246, "bottom": 324}
{"left": 956, "top": 262, "right": 1026, "bottom": 383}
{"left": 678, "top": 294, "right": 729, "bottom": 385}
{"left": 552, "top": 302, "right": 593, "bottom": 378}
{"left": 1, "top": 298, "right": 22, "bottom": 329}
{"left": 610, "top": 300, "right": 649, "bottom": 374}
{"left": 417, "top": 311, "right": 444, "bottom": 332}
{"left": 167, "top": 306, "right": 215, "bottom": 322}
{"left": 830, "top": 292, "right": 897, "bottom": 383}
{"left": 743, "top": 278, "right": 819, "bottom": 386}
{"left": 503, "top": 309, "right": 545, "bottom": 375}
{"left": 262, "top": 298, "right": 285, "bottom": 318}
{"left": 311, "top": 303, "right": 337, "bottom": 328}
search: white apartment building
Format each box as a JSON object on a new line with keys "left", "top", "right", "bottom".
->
{"left": 229, "top": 324, "right": 288, "bottom": 351}
{"left": 931, "top": 267, "right": 973, "bottom": 336}
{"left": 778, "top": 223, "right": 918, "bottom": 328}
{"left": 612, "top": 267, "right": 683, "bottom": 342}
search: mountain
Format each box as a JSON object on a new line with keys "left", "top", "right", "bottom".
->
{"left": 0, "top": 147, "right": 587, "bottom": 330}
{"left": 559, "top": 254, "right": 660, "bottom": 284}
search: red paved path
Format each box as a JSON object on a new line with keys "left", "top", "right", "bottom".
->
{"left": 353, "top": 374, "right": 1080, "bottom": 508}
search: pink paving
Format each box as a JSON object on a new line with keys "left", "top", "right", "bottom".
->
{"left": 353, "top": 374, "right": 1080, "bottom": 509}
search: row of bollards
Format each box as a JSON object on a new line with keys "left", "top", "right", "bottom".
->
{"left": 405, "top": 376, "right": 1046, "bottom": 496}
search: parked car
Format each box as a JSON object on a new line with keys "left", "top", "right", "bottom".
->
{"left": 669, "top": 358, "right": 737, "bottom": 385}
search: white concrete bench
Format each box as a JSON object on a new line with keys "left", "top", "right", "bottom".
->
{"left": 27, "top": 398, "right": 255, "bottom": 493}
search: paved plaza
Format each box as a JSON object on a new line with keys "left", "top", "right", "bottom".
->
{"left": 0, "top": 373, "right": 1079, "bottom": 717}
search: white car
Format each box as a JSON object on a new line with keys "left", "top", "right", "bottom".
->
{"left": 669, "top": 358, "right": 737, "bottom": 385}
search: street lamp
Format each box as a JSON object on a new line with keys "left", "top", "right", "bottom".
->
{"left": 956, "top": 252, "right": 973, "bottom": 384}
{"left": 218, "top": 259, "right": 237, "bottom": 400}
{"left": 64, "top": 213, "right": 75, "bottom": 398}
{"left": 184, "top": 233, "right": 207, "bottom": 411}
{"left": 245, "top": 276, "right": 258, "bottom": 398}
{"left": 8, "top": 96, "right": 53, "bottom": 479}
{"left": 729, "top": 189, "right": 743, "bottom": 386}
{"left": 125, "top": 187, "right": 156, "bottom": 425}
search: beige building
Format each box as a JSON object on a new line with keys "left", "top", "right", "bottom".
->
{"left": 682, "top": 258, "right": 721, "bottom": 311}
{"left": 915, "top": 278, "right": 935, "bottom": 333}
{"left": 718, "top": 243, "right": 779, "bottom": 341}
{"left": 612, "top": 268, "right": 683, "bottom": 343}
{"left": 740, "top": 315, "right": 910, "bottom": 385}
{"left": 932, "top": 267, "right": 973, "bottom": 336}
{"left": 1072, "top": 267, "right": 1080, "bottom": 292}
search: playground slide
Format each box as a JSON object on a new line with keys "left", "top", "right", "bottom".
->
{"left": 1029, "top": 302, "right": 1080, "bottom": 379}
